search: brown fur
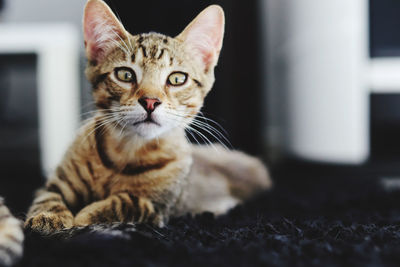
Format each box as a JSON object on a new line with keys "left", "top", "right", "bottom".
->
{"left": 0, "top": 198, "right": 24, "bottom": 266}
{"left": 25, "top": 0, "right": 271, "bottom": 233}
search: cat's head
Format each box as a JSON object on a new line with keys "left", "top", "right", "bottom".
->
{"left": 83, "top": 0, "right": 224, "bottom": 140}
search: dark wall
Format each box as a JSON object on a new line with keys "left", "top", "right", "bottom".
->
{"left": 369, "top": 0, "right": 400, "bottom": 161}
{"left": 370, "top": 0, "right": 400, "bottom": 57}
{"left": 0, "top": 54, "right": 42, "bottom": 214}
{"left": 105, "top": 0, "right": 265, "bottom": 156}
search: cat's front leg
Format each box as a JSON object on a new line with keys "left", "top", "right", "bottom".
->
{"left": 25, "top": 164, "right": 93, "bottom": 233}
{"left": 24, "top": 189, "right": 74, "bottom": 234}
{"left": 74, "top": 192, "right": 165, "bottom": 227}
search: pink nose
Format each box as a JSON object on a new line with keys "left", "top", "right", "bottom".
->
{"left": 138, "top": 97, "right": 162, "bottom": 113}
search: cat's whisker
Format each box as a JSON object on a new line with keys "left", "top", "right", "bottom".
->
{"left": 110, "top": 115, "right": 123, "bottom": 137}
{"left": 170, "top": 111, "right": 229, "bottom": 138}
{"left": 185, "top": 128, "right": 201, "bottom": 146}
{"left": 172, "top": 110, "right": 228, "bottom": 131}
{"left": 186, "top": 125, "right": 218, "bottom": 151}
{"left": 189, "top": 120, "right": 232, "bottom": 148}
{"left": 189, "top": 123, "right": 230, "bottom": 150}
{"left": 183, "top": 116, "right": 230, "bottom": 147}
{"left": 118, "top": 118, "right": 130, "bottom": 139}
{"left": 81, "top": 106, "right": 122, "bottom": 116}
{"left": 82, "top": 119, "right": 111, "bottom": 143}
{"left": 164, "top": 113, "right": 217, "bottom": 149}
{"left": 163, "top": 115, "right": 202, "bottom": 146}
{"left": 164, "top": 111, "right": 231, "bottom": 148}
{"left": 80, "top": 109, "right": 109, "bottom": 117}
{"left": 80, "top": 115, "right": 121, "bottom": 144}
{"left": 90, "top": 113, "right": 120, "bottom": 123}
{"left": 196, "top": 114, "right": 230, "bottom": 137}
{"left": 162, "top": 116, "right": 200, "bottom": 145}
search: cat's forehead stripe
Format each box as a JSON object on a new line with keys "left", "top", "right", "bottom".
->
{"left": 149, "top": 45, "right": 158, "bottom": 58}
{"left": 139, "top": 45, "right": 147, "bottom": 58}
{"left": 129, "top": 40, "right": 172, "bottom": 64}
{"left": 157, "top": 49, "right": 165, "bottom": 60}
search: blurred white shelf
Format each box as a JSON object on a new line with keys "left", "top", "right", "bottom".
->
{"left": 369, "top": 58, "right": 400, "bottom": 93}
{"left": 0, "top": 23, "right": 80, "bottom": 177}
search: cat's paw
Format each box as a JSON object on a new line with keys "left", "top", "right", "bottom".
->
{"left": 73, "top": 196, "right": 167, "bottom": 227}
{"left": 73, "top": 212, "right": 95, "bottom": 227}
{"left": 138, "top": 199, "right": 165, "bottom": 227}
{"left": 25, "top": 212, "right": 73, "bottom": 234}
{"left": 150, "top": 213, "right": 165, "bottom": 228}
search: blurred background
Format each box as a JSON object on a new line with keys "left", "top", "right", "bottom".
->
{"left": 1, "top": 0, "right": 400, "bottom": 213}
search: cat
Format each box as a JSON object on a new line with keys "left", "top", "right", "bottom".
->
{"left": 24, "top": 0, "right": 271, "bottom": 233}
{"left": 0, "top": 198, "right": 23, "bottom": 266}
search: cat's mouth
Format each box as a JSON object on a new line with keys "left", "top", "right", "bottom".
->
{"left": 133, "top": 116, "right": 160, "bottom": 126}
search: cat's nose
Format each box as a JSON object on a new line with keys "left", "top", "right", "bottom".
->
{"left": 138, "top": 97, "right": 162, "bottom": 113}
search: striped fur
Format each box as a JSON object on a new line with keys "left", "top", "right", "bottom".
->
{"left": 0, "top": 198, "right": 23, "bottom": 266}
{"left": 25, "top": 0, "right": 271, "bottom": 233}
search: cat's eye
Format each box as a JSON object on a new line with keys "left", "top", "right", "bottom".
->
{"left": 167, "top": 72, "right": 188, "bottom": 86}
{"left": 115, "top": 67, "right": 136, "bottom": 83}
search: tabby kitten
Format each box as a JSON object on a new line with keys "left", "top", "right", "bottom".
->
{"left": 25, "top": 0, "right": 271, "bottom": 233}
{"left": 0, "top": 198, "right": 23, "bottom": 266}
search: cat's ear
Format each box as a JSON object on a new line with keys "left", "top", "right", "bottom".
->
{"left": 176, "top": 5, "right": 225, "bottom": 71}
{"left": 83, "top": 0, "right": 128, "bottom": 63}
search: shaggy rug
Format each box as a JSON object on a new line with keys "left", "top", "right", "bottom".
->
{"left": 17, "top": 162, "right": 400, "bottom": 267}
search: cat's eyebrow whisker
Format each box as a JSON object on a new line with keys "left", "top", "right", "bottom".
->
{"left": 110, "top": 39, "right": 130, "bottom": 55}
{"left": 125, "top": 33, "right": 134, "bottom": 53}
{"left": 108, "top": 4, "right": 134, "bottom": 53}
{"left": 100, "top": 26, "right": 130, "bottom": 55}
{"left": 108, "top": 27, "right": 132, "bottom": 54}
{"left": 127, "top": 36, "right": 133, "bottom": 53}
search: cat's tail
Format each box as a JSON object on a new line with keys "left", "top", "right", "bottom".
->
{"left": 191, "top": 144, "right": 272, "bottom": 201}
{"left": 0, "top": 198, "right": 24, "bottom": 266}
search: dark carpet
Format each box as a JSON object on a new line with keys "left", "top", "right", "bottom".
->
{"left": 16, "top": 161, "right": 400, "bottom": 267}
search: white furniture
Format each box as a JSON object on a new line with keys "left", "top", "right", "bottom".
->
{"left": 263, "top": 0, "right": 400, "bottom": 164}
{"left": 0, "top": 24, "right": 80, "bottom": 176}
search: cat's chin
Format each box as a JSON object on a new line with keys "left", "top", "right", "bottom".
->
{"left": 126, "top": 122, "right": 169, "bottom": 140}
